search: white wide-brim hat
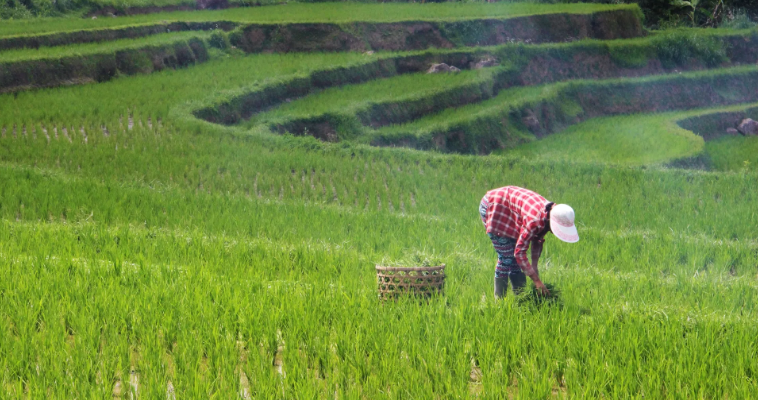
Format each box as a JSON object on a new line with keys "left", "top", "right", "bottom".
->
{"left": 550, "top": 204, "right": 579, "bottom": 243}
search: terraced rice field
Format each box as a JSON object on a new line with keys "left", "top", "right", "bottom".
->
{"left": 1, "top": 2, "right": 757, "bottom": 398}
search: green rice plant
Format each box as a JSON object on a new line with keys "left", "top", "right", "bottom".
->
{"left": 0, "top": 9, "right": 757, "bottom": 397}
{"left": 0, "top": 144, "right": 756, "bottom": 396}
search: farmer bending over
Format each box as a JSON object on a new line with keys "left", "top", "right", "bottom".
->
{"left": 479, "top": 186, "right": 578, "bottom": 297}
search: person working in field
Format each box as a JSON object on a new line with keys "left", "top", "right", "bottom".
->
{"left": 479, "top": 186, "right": 578, "bottom": 297}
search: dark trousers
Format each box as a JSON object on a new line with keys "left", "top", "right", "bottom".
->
{"left": 480, "top": 199, "right": 528, "bottom": 297}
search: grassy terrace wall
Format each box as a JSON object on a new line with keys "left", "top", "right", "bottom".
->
{"left": 229, "top": 10, "right": 643, "bottom": 53}
{"left": 0, "top": 6, "right": 643, "bottom": 51}
{"left": 0, "top": 5, "right": 644, "bottom": 92}
{"left": 0, "top": 3, "right": 640, "bottom": 37}
{"left": 193, "top": 51, "right": 494, "bottom": 125}
{"left": 194, "top": 29, "right": 758, "bottom": 153}
{"left": 368, "top": 67, "right": 758, "bottom": 154}
{"left": 0, "top": 22, "right": 236, "bottom": 51}
{"left": 0, "top": 35, "right": 211, "bottom": 92}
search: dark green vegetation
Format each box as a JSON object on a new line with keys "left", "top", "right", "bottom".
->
{"left": 1, "top": 2, "right": 757, "bottom": 398}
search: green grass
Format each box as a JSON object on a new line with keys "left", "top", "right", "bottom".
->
{"left": 503, "top": 114, "right": 704, "bottom": 166}
{"left": 0, "top": 2, "right": 637, "bottom": 38}
{"left": 0, "top": 31, "right": 210, "bottom": 63}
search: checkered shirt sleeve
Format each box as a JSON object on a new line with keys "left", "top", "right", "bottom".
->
{"left": 482, "top": 186, "right": 549, "bottom": 276}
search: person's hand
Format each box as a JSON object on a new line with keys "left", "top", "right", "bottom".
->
{"left": 534, "top": 280, "right": 550, "bottom": 296}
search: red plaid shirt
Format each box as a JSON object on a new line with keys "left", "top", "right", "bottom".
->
{"left": 481, "top": 186, "right": 550, "bottom": 276}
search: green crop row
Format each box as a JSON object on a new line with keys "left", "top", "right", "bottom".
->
{"left": 503, "top": 112, "right": 704, "bottom": 167}
{"left": 0, "top": 0, "right": 246, "bottom": 20}
{"left": 260, "top": 66, "right": 504, "bottom": 140}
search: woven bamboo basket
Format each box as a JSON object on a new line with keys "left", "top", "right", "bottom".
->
{"left": 375, "top": 264, "right": 445, "bottom": 299}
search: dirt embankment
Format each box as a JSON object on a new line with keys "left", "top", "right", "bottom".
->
{"left": 3, "top": 8, "right": 640, "bottom": 52}
{"left": 230, "top": 9, "right": 644, "bottom": 53}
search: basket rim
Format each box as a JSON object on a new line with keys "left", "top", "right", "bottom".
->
{"left": 375, "top": 264, "right": 445, "bottom": 272}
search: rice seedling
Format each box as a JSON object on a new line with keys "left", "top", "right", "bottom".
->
{"left": 516, "top": 283, "right": 562, "bottom": 308}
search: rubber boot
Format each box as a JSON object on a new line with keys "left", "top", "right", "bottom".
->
{"left": 510, "top": 271, "right": 527, "bottom": 295}
{"left": 494, "top": 276, "right": 508, "bottom": 299}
